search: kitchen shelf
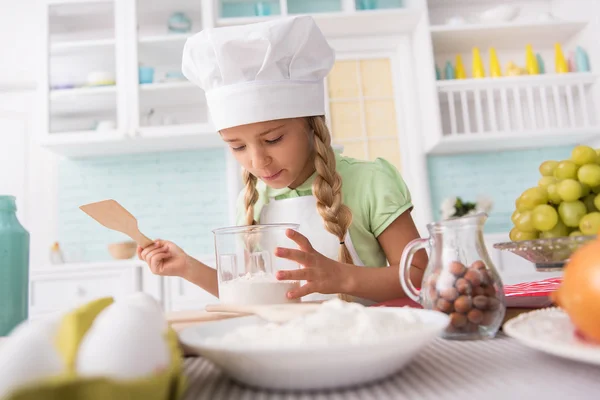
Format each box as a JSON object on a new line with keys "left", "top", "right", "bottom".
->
{"left": 139, "top": 81, "right": 195, "bottom": 91}
{"left": 217, "top": 8, "right": 423, "bottom": 36}
{"left": 40, "top": 126, "right": 221, "bottom": 158}
{"left": 432, "top": 73, "right": 600, "bottom": 154}
{"left": 138, "top": 123, "right": 215, "bottom": 137}
{"left": 138, "top": 33, "right": 193, "bottom": 44}
{"left": 437, "top": 73, "right": 598, "bottom": 91}
{"left": 50, "top": 85, "right": 116, "bottom": 100}
{"left": 50, "top": 38, "right": 115, "bottom": 54}
{"left": 427, "top": 128, "right": 600, "bottom": 155}
{"left": 430, "top": 20, "right": 588, "bottom": 53}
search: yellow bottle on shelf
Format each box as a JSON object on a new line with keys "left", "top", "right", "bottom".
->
{"left": 489, "top": 47, "right": 502, "bottom": 77}
{"left": 555, "top": 43, "right": 569, "bottom": 74}
{"left": 525, "top": 44, "right": 539, "bottom": 75}
{"left": 455, "top": 54, "right": 466, "bottom": 79}
{"left": 472, "top": 47, "right": 486, "bottom": 78}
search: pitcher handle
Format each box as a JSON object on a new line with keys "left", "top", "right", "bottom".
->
{"left": 399, "top": 238, "right": 429, "bottom": 303}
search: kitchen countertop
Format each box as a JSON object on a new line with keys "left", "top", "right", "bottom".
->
{"left": 181, "top": 334, "right": 600, "bottom": 399}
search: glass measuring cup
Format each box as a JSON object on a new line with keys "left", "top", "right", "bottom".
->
{"left": 213, "top": 223, "right": 301, "bottom": 305}
{"left": 399, "top": 213, "right": 506, "bottom": 340}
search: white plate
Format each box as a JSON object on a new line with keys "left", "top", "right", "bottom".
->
{"left": 503, "top": 307, "right": 600, "bottom": 366}
{"left": 179, "top": 308, "right": 449, "bottom": 391}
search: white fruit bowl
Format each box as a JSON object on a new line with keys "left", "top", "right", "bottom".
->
{"left": 178, "top": 308, "right": 449, "bottom": 391}
{"left": 493, "top": 235, "right": 597, "bottom": 271}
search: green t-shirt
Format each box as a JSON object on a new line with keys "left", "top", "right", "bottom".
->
{"left": 235, "top": 153, "right": 413, "bottom": 267}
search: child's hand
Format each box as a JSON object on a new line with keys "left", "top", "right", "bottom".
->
{"left": 273, "top": 229, "right": 352, "bottom": 299}
{"left": 138, "top": 240, "right": 190, "bottom": 278}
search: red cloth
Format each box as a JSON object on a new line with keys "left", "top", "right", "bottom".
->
{"left": 373, "top": 277, "right": 561, "bottom": 309}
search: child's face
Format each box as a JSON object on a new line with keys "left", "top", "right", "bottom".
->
{"left": 220, "top": 118, "right": 314, "bottom": 189}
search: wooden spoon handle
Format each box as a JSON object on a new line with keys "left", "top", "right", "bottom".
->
{"left": 129, "top": 230, "right": 154, "bottom": 249}
{"left": 205, "top": 304, "right": 256, "bottom": 314}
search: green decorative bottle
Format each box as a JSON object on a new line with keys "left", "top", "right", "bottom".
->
{"left": 0, "top": 196, "right": 30, "bottom": 336}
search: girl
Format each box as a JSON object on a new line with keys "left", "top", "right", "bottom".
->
{"left": 139, "top": 15, "right": 427, "bottom": 304}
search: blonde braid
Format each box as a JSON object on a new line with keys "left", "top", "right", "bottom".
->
{"left": 241, "top": 168, "right": 262, "bottom": 274}
{"left": 308, "top": 116, "right": 354, "bottom": 302}
{"left": 242, "top": 168, "right": 259, "bottom": 226}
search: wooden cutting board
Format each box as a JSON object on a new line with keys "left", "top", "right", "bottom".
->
{"left": 166, "top": 309, "right": 242, "bottom": 332}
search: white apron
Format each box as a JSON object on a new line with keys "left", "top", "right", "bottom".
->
{"left": 260, "top": 195, "right": 374, "bottom": 305}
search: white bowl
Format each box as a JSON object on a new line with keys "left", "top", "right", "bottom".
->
{"left": 178, "top": 308, "right": 449, "bottom": 391}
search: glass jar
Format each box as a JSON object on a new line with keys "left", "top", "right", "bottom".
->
{"left": 399, "top": 213, "right": 506, "bottom": 340}
{"left": 213, "top": 223, "right": 301, "bottom": 305}
{"left": 0, "top": 196, "right": 30, "bottom": 336}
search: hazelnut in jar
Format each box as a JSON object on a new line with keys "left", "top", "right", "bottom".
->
{"left": 399, "top": 213, "right": 506, "bottom": 340}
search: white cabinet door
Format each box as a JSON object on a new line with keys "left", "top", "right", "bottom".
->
{"left": 163, "top": 255, "right": 218, "bottom": 312}
{"left": 41, "top": 0, "right": 129, "bottom": 141}
{"left": 29, "top": 265, "right": 142, "bottom": 318}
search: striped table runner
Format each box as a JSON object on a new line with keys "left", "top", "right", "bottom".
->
{"left": 183, "top": 335, "right": 600, "bottom": 399}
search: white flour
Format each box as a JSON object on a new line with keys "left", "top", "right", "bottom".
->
{"left": 205, "top": 299, "right": 423, "bottom": 348}
{"left": 218, "top": 271, "right": 300, "bottom": 305}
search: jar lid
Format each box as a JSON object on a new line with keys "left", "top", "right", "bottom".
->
{"left": 0, "top": 195, "right": 17, "bottom": 212}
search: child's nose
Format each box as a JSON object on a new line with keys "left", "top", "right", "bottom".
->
{"left": 251, "top": 149, "right": 272, "bottom": 169}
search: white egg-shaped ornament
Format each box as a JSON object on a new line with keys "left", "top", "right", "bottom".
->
{"left": 121, "top": 292, "right": 168, "bottom": 333}
{"left": 76, "top": 301, "right": 170, "bottom": 380}
{"left": 0, "top": 316, "right": 64, "bottom": 398}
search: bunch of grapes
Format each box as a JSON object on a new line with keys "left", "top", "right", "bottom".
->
{"left": 510, "top": 145, "right": 600, "bottom": 241}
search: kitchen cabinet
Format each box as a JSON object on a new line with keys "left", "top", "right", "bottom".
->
{"left": 29, "top": 257, "right": 218, "bottom": 318}
{"left": 38, "top": 0, "right": 423, "bottom": 159}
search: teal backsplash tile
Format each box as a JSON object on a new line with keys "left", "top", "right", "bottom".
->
{"left": 427, "top": 145, "right": 573, "bottom": 233}
{"left": 221, "top": 1, "right": 281, "bottom": 18}
{"left": 57, "top": 149, "right": 228, "bottom": 263}
{"left": 287, "top": 0, "right": 342, "bottom": 13}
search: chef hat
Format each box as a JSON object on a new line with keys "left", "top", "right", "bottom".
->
{"left": 182, "top": 16, "right": 335, "bottom": 131}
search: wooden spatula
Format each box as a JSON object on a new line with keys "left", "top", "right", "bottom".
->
{"left": 79, "top": 199, "right": 154, "bottom": 248}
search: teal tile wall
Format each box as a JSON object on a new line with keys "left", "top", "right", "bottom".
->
{"left": 427, "top": 145, "right": 573, "bottom": 234}
{"left": 220, "top": 0, "right": 404, "bottom": 18}
{"left": 287, "top": 0, "right": 342, "bottom": 14}
{"left": 221, "top": 1, "right": 281, "bottom": 18}
{"left": 57, "top": 150, "right": 229, "bottom": 263}
{"left": 356, "top": 0, "right": 404, "bottom": 10}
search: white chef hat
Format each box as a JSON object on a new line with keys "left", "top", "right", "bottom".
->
{"left": 182, "top": 16, "right": 335, "bottom": 131}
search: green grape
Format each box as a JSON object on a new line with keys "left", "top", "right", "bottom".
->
{"left": 539, "top": 160, "right": 559, "bottom": 177}
{"left": 511, "top": 210, "right": 521, "bottom": 225}
{"left": 593, "top": 185, "right": 600, "bottom": 194}
{"left": 539, "top": 219, "right": 569, "bottom": 238}
{"left": 577, "top": 163, "right": 600, "bottom": 187}
{"left": 515, "top": 210, "right": 536, "bottom": 232}
{"left": 518, "top": 187, "right": 548, "bottom": 210}
{"left": 557, "top": 179, "right": 583, "bottom": 202}
{"left": 531, "top": 204, "right": 558, "bottom": 231}
{"left": 571, "top": 145, "right": 597, "bottom": 165}
{"left": 595, "top": 149, "right": 600, "bottom": 164}
{"left": 581, "top": 183, "right": 592, "bottom": 197}
{"left": 546, "top": 184, "right": 562, "bottom": 204}
{"left": 583, "top": 193, "right": 597, "bottom": 212}
{"left": 558, "top": 200, "right": 587, "bottom": 227}
{"left": 554, "top": 160, "right": 579, "bottom": 180}
{"left": 594, "top": 193, "right": 600, "bottom": 211}
{"left": 570, "top": 230, "right": 584, "bottom": 237}
{"left": 579, "top": 212, "right": 600, "bottom": 235}
{"left": 509, "top": 227, "right": 538, "bottom": 241}
{"left": 538, "top": 176, "right": 557, "bottom": 189}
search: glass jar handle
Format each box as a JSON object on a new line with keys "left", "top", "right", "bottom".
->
{"left": 399, "top": 238, "right": 429, "bottom": 303}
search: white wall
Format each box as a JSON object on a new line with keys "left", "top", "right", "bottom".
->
{"left": 0, "top": 0, "right": 39, "bottom": 91}
{"left": 0, "top": 0, "right": 59, "bottom": 269}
